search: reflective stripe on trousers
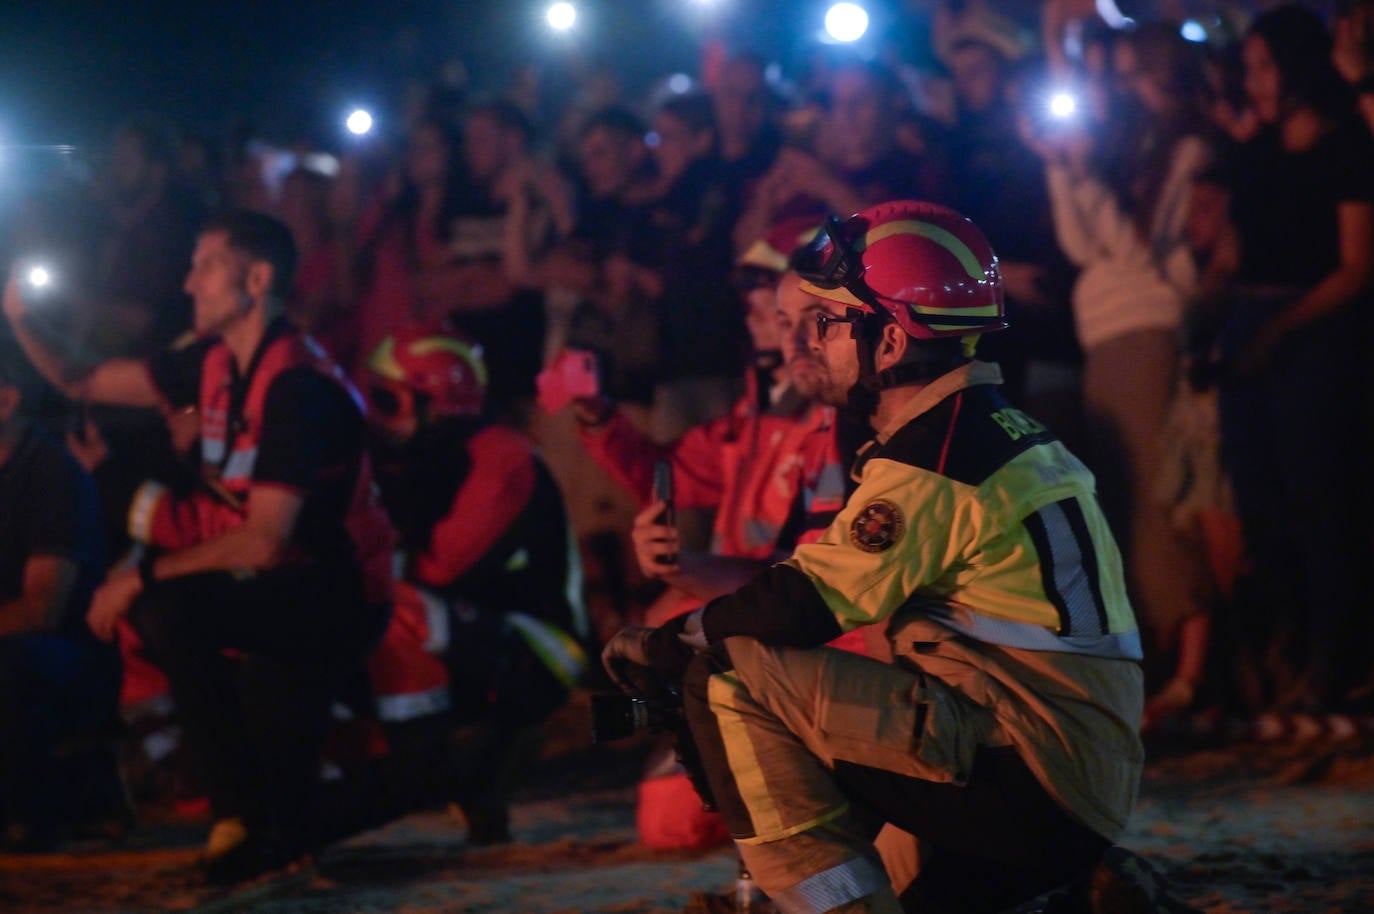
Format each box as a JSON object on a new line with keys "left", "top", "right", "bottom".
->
{"left": 771, "top": 854, "right": 892, "bottom": 914}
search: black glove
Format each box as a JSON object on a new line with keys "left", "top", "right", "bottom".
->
{"left": 601, "top": 614, "right": 695, "bottom": 695}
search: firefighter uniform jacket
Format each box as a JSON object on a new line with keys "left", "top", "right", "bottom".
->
{"left": 580, "top": 373, "right": 847, "bottom": 562}
{"left": 697, "top": 361, "right": 1145, "bottom": 839}
{"left": 127, "top": 320, "right": 395, "bottom": 607}
{"left": 366, "top": 422, "right": 586, "bottom": 723}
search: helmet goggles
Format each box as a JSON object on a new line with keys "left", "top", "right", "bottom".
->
{"left": 791, "top": 215, "right": 873, "bottom": 306}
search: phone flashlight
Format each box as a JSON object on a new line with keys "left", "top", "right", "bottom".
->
{"left": 24, "top": 264, "right": 53, "bottom": 290}
{"left": 1048, "top": 91, "right": 1078, "bottom": 121}
{"left": 345, "top": 109, "right": 374, "bottom": 137}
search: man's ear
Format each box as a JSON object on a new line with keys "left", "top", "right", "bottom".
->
{"left": 875, "top": 322, "right": 908, "bottom": 371}
{"left": 244, "top": 261, "right": 274, "bottom": 303}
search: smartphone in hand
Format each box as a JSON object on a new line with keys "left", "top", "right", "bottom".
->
{"left": 653, "top": 459, "right": 677, "bottom": 565}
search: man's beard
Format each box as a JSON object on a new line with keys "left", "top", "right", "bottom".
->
{"left": 786, "top": 357, "right": 825, "bottom": 400}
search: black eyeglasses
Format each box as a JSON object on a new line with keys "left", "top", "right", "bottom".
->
{"left": 814, "top": 309, "right": 863, "bottom": 341}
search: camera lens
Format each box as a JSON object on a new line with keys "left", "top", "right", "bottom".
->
{"left": 590, "top": 693, "right": 651, "bottom": 743}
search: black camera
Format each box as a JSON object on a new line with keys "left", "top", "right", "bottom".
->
{"left": 591, "top": 678, "right": 717, "bottom": 811}
{"left": 589, "top": 690, "right": 681, "bottom": 743}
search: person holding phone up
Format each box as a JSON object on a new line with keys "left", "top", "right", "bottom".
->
{"left": 560, "top": 218, "right": 850, "bottom": 856}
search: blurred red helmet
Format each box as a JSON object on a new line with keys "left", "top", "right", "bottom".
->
{"left": 793, "top": 200, "right": 1007, "bottom": 340}
{"left": 365, "top": 325, "right": 487, "bottom": 419}
{"left": 737, "top": 216, "right": 824, "bottom": 274}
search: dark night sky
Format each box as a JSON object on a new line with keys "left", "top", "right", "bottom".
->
{"left": 0, "top": 1, "right": 1063, "bottom": 152}
{"left": 1, "top": 2, "right": 509, "bottom": 143}
{"left": 0, "top": 0, "right": 799, "bottom": 149}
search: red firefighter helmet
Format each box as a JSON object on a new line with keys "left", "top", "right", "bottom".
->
{"left": 365, "top": 325, "right": 487, "bottom": 419}
{"left": 737, "top": 216, "right": 825, "bottom": 274}
{"left": 793, "top": 200, "right": 1007, "bottom": 340}
{"left": 731, "top": 216, "right": 823, "bottom": 294}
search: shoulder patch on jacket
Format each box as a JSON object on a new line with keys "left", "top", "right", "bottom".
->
{"left": 849, "top": 499, "right": 905, "bottom": 553}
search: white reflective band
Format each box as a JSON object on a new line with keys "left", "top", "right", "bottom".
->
{"left": 508, "top": 612, "right": 587, "bottom": 688}
{"left": 142, "top": 728, "right": 179, "bottom": 764}
{"left": 564, "top": 521, "right": 590, "bottom": 639}
{"left": 1035, "top": 500, "right": 1104, "bottom": 638}
{"left": 926, "top": 606, "right": 1142, "bottom": 660}
{"left": 416, "top": 587, "right": 450, "bottom": 653}
{"left": 203, "top": 436, "right": 226, "bottom": 463}
{"left": 772, "top": 856, "right": 890, "bottom": 914}
{"left": 374, "top": 686, "right": 451, "bottom": 722}
{"left": 127, "top": 480, "right": 169, "bottom": 543}
{"left": 222, "top": 447, "right": 258, "bottom": 482}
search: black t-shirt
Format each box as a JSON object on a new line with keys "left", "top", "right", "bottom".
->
{"left": 147, "top": 325, "right": 365, "bottom": 566}
{"left": 0, "top": 425, "right": 106, "bottom": 640}
{"left": 255, "top": 365, "right": 367, "bottom": 565}
{"left": 147, "top": 335, "right": 215, "bottom": 411}
{"left": 1230, "top": 120, "right": 1374, "bottom": 287}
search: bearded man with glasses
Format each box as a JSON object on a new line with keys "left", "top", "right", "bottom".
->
{"left": 602, "top": 201, "right": 1195, "bottom": 913}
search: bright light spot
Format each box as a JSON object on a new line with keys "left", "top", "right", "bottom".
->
{"left": 644, "top": 131, "right": 661, "bottom": 149}
{"left": 547, "top": 2, "right": 576, "bottom": 31}
{"left": 1180, "top": 20, "right": 1207, "bottom": 43}
{"left": 1049, "top": 92, "right": 1078, "bottom": 120}
{"left": 26, "top": 266, "right": 51, "bottom": 289}
{"left": 667, "top": 73, "right": 692, "bottom": 94}
{"left": 1095, "top": 0, "right": 1132, "bottom": 29}
{"left": 345, "top": 109, "right": 373, "bottom": 136}
{"left": 302, "top": 152, "right": 341, "bottom": 177}
{"left": 825, "top": 3, "right": 869, "bottom": 43}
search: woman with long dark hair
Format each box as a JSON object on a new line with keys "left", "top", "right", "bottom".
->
{"left": 1214, "top": 4, "right": 1374, "bottom": 738}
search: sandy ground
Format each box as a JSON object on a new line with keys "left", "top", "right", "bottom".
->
{"left": 3, "top": 693, "right": 1373, "bottom": 914}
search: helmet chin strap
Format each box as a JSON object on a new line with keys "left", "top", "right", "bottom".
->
{"left": 843, "top": 312, "right": 886, "bottom": 418}
{"left": 844, "top": 311, "right": 967, "bottom": 418}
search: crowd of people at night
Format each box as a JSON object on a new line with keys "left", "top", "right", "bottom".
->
{"left": 1, "top": 0, "right": 1372, "bottom": 909}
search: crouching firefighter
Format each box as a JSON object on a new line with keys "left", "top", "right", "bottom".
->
{"left": 603, "top": 202, "right": 1196, "bottom": 913}
{"left": 12, "top": 212, "right": 398, "bottom": 882}
{"left": 363, "top": 325, "right": 588, "bottom": 844}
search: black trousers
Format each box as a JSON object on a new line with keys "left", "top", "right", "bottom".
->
{"left": 838, "top": 749, "right": 1109, "bottom": 913}
{"left": 128, "top": 566, "right": 386, "bottom": 849}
